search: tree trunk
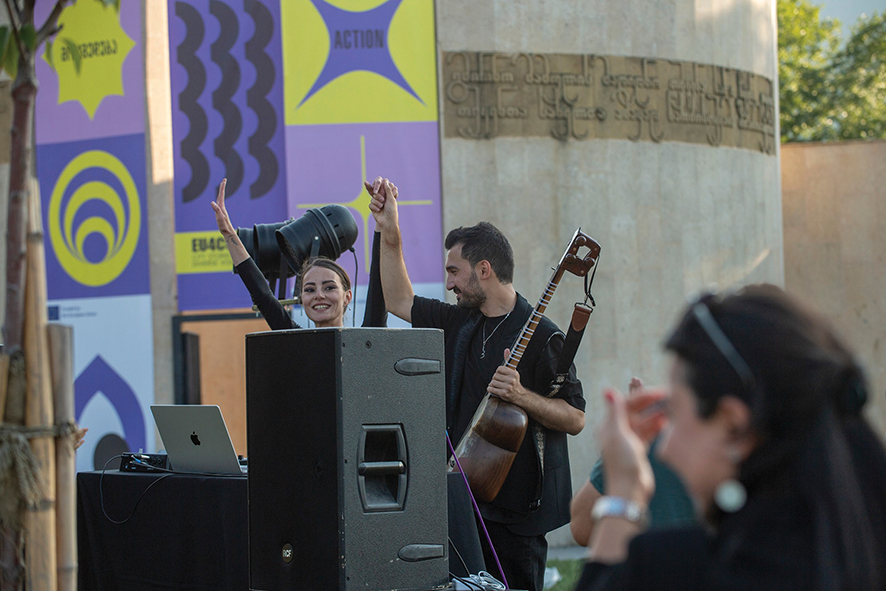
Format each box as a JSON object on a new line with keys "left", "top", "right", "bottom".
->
{"left": 3, "top": 55, "right": 37, "bottom": 355}
{"left": 0, "top": 49, "right": 39, "bottom": 591}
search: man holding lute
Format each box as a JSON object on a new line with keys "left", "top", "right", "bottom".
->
{"left": 367, "top": 177, "right": 588, "bottom": 591}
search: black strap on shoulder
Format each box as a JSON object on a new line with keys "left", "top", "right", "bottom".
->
{"left": 547, "top": 303, "right": 593, "bottom": 397}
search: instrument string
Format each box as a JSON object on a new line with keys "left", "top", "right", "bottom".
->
{"left": 506, "top": 287, "right": 552, "bottom": 369}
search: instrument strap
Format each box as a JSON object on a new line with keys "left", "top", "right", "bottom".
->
{"left": 551, "top": 303, "right": 593, "bottom": 393}
{"left": 548, "top": 251, "right": 599, "bottom": 397}
{"left": 530, "top": 301, "right": 595, "bottom": 510}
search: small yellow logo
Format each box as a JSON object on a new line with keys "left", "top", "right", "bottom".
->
{"left": 43, "top": 0, "right": 135, "bottom": 118}
{"left": 48, "top": 151, "right": 140, "bottom": 287}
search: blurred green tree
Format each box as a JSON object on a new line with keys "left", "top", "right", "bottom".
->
{"left": 778, "top": 0, "right": 886, "bottom": 142}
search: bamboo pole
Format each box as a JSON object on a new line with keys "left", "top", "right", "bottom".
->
{"left": 23, "top": 179, "right": 57, "bottom": 591}
{"left": 48, "top": 325, "right": 75, "bottom": 591}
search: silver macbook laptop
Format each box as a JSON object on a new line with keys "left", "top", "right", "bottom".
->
{"left": 150, "top": 405, "right": 245, "bottom": 475}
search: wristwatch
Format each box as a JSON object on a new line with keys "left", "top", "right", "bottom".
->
{"left": 591, "top": 496, "right": 649, "bottom": 528}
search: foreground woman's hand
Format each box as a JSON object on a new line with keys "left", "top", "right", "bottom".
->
{"left": 588, "top": 389, "right": 656, "bottom": 563}
{"left": 599, "top": 388, "right": 655, "bottom": 506}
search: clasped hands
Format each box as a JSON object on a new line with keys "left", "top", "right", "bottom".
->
{"left": 365, "top": 176, "right": 399, "bottom": 232}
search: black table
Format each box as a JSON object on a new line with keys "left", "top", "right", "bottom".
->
{"left": 78, "top": 470, "right": 248, "bottom": 590}
{"left": 78, "top": 471, "right": 483, "bottom": 590}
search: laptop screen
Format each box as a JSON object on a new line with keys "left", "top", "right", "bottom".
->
{"left": 151, "top": 405, "right": 245, "bottom": 475}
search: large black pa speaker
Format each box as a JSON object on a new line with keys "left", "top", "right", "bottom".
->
{"left": 246, "top": 328, "right": 450, "bottom": 591}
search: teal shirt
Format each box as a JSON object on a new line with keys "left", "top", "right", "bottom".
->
{"left": 590, "top": 440, "right": 696, "bottom": 528}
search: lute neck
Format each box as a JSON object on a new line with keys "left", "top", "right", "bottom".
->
{"left": 504, "top": 271, "right": 564, "bottom": 370}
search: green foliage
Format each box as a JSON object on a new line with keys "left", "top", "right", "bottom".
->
{"left": 62, "top": 38, "right": 82, "bottom": 74}
{"left": 777, "top": 0, "right": 840, "bottom": 140}
{"left": 0, "top": 1, "right": 116, "bottom": 80}
{"left": 831, "top": 14, "right": 886, "bottom": 140}
{"left": 779, "top": 0, "right": 886, "bottom": 142}
{"left": 546, "top": 559, "right": 585, "bottom": 591}
{"left": 19, "top": 23, "right": 36, "bottom": 52}
{"left": 44, "top": 37, "right": 82, "bottom": 74}
{"left": 0, "top": 27, "right": 9, "bottom": 73}
{"left": 1, "top": 26, "right": 19, "bottom": 79}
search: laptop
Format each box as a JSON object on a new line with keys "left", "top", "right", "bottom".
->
{"left": 151, "top": 405, "right": 246, "bottom": 475}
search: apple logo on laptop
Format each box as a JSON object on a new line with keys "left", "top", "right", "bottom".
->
{"left": 190, "top": 431, "right": 201, "bottom": 446}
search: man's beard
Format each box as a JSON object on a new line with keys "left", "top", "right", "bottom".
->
{"left": 454, "top": 271, "right": 486, "bottom": 309}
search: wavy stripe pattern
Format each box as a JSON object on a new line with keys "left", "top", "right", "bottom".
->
{"left": 175, "top": 2, "right": 210, "bottom": 203}
{"left": 210, "top": 0, "right": 244, "bottom": 196}
{"left": 244, "top": 0, "right": 279, "bottom": 200}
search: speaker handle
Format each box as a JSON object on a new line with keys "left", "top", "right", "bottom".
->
{"left": 358, "top": 461, "right": 405, "bottom": 476}
{"left": 357, "top": 425, "right": 408, "bottom": 512}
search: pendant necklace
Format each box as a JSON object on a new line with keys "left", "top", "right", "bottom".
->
{"left": 481, "top": 311, "right": 511, "bottom": 359}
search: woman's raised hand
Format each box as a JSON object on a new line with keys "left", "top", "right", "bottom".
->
{"left": 599, "top": 388, "right": 655, "bottom": 507}
{"left": 210, "top": 178, "right": 236, "bottom": 238}
{"left": 210, "top": 178, "right": 250, "bottom": 266}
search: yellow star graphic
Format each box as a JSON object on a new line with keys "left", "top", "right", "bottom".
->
{"left": 298, "top": 135, "right": 431, "bottom": 268}
{"left": 43, "top": 1, "right": 135, "bottom": 119}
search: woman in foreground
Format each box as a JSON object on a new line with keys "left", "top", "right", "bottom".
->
{"left": 579, "top": 284, "right": 886, "bottom": 591}
{"left": 211, "top": 178, "right": 352, "bottom": 329}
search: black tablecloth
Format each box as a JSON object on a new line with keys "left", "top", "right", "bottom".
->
{"left": 78, "top": 470, "right": 248, "bottom": 591}
{"left": 78, "top": 470, "right": 484, "bottom": 590}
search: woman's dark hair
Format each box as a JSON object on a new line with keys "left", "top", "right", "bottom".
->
{"left": 664, "top": 284, "right": 886, "bottom": 590}
{"left": 444, "top": 222, "right": 514, "bottom": 284}
{"left": 299, "top": 257, "right": 351, "bottom": 292}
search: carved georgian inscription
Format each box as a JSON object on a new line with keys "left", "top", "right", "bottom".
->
{"left": 442, "top": 52, "right": 776, "bottom": 154}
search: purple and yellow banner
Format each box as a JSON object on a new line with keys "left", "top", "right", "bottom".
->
{"left": 37, "top": 135, "right": 148, "bottom": 300}
{"left": 284, "top": 0, "right": 444, "bottom": 296}
{"left": 35, "top": 0, "right": 143, "bottom": 143}
{"left": 283, "top": 0, "right": 438, "bottom": 125}
{"left": 35, "top": 0, "right": 155, "bottom": 469}
{"left": 286, "top": 122, "right": 442, "bottom": 285}
{"left": 168, "top": 0, "right": 443, "bottom": 312}
{"left": 168, "top": 0, "right": 288, "bottom": 311}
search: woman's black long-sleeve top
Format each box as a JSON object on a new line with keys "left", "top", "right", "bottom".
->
{"left": 576, "top": 494, "right": 814, "bottom": 591}
{"left": 235, "top": 257, "right": 301, "bottom": 330}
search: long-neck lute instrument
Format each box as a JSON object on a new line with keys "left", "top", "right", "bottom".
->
{"left": 448, "top": 229, "right": 601, "bottom": 503}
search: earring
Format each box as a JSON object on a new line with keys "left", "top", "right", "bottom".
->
{"left": 714, "top": 479, "right": 747, "bottom": 512}
{"left": 716, "top": 445, "right": 747, "bottom": 512}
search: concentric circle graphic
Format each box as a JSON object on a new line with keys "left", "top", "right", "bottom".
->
{"left": 48, "top": 150, "right": 140, "bottom": 287}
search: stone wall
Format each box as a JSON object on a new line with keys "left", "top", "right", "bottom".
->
{"left": 782, "top": 140, "right": 886, "bottom": 435}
